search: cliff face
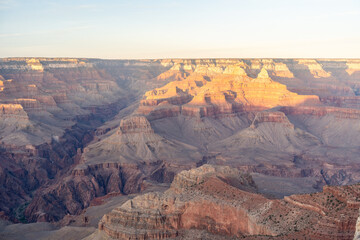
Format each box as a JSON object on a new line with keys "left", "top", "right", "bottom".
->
{"left": 133, "top": 58, "right": 360, "bottom": 197}
{"left": 1, "top": 57, "right": 360, "bottom": 231}
{"left": 24, "top": 162, "right": 143, "bottom": 222}
{"left": 139, "top": 66, "right": 319, "bottom": 119}
{"left": 0, "top": 103, "right": 30, "bottom": 125}
{"left": 98, "top": 165, "right": 276, "bottom": 239}
{"left": 80, "top": 115, "right": 201, "bottom": 167}
{"left": 280, "top": 106, "right": 360, "bottom": 148}
{"left": 210, "top": 110, "right": 320, "bottom": 155}
{"left": 0, "top": 58, "right": 125, "bottom": 147}
{"left": 95, "top": 165, "right": 360, "bottom": 240}
{"left": 25, "top": 115, "right": 202, "bottom": 222}
{"left": 0, "top": 58, "right": 161, "bottom": 222}
{"left": 151, "top": 58, "right": 360, "bottom": 97}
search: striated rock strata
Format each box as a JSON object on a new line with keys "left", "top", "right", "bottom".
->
{"left": 2, "top": 57, "right": 360, "bottom": 226}
{"left": 25, "top": 115, "right": 202, "bottom": 222}
{"left": 139, "top": 67, "right": 319, "bottom": 119}
{"left": 95, "top": 165, "right": 360, "bottom": 239}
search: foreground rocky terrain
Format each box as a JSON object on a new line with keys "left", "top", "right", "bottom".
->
{"left": 1, "top": 58, "right": 360, "bottom": 239}
{"left": 88, "top": 165, "right": 360, "bottom": 239}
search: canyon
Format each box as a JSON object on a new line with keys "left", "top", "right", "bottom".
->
{"left": 0, "top": 58, "right": 360, "bottom": 239}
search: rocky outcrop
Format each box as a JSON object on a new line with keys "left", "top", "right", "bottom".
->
{"left": 26, "top": 58, "right": 44, "bottom": 72}
{"left": 0, "top": 103, "right": 31, "bottom": 132}
{"left": 0, "top": 103, "right": 29, "bottom": 119}
{"left": 98, "top": 165, "right": 277, "bottom": 239}
{"left": 81, "top": 115, "right": 201, "bottom": 166}
{"left": 283, "top": 184, "right": 360, "bottom": 240}
{"left": 170, "top": 164, "right": 257, "bottom": 192}
{"left": 24, "top": 163, "right": 143, "bottom": 222}
{"left": 210, "top": 110, "right": 319, "bottom": 157}
{"left": 96, "top": 165, "right": 360, "bottom": 239}
{"left": 118, "top": 115, "right": 154, "bottom": 134}
{"left": 250, "top": 111, "right": 293, "bottom": 128}
{"left": 261, "top": 59, "right": 295, "bottom": 78}
{"left": 296, "top": 59, "right": 331, "bottom": 78}
{"left": 139, "top": 67, "right": 319, "bottom": 119}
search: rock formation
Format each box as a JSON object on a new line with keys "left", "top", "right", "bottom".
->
{"left": 1, "top": 57, "right": 360, "bottom": 240}
{"left": 24, "top": 115, "right": 202, "bottom": 221}
{"left": 210, "top": 110, "right": 320, "bottom": 156}
{"left": 0, "top": 58, "right": 142, "bottom": 221}
{"left": 140, "top": 66, "right": 319, "bottom": 119}
{"left": 93, "top": 165, "right": 360, "bottom": 239}
{"left": 80, "top": 115, "right": 201, "bottom": 167}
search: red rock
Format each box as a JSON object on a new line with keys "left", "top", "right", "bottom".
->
{"left": 96, "top": 165, "right": 360, "bottom": 239}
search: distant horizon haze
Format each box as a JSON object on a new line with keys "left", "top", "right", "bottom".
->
{"left": 1, "top": 0, "right": 360, "bottom": 59}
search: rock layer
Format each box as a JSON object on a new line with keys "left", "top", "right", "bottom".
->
{"left": 1, "top": 57, "right": 360, "bottom": 229}
{"left": 139, "top": 67, "right": 319, "bottom": 119}
{"left": 96, "top": 165, "right": 360, "bottom": 239}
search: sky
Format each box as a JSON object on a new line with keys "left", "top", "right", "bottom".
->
{"left": 0, "top": 0, "right": 360, "bottom": 59}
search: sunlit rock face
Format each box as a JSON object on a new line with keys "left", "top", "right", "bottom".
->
{"left": 139, "top": 65, "right": 319, "bottom": 119}
{"left": 296, "top": 59, "right": 331, "bottom": 78}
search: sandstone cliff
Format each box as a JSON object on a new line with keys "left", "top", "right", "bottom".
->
{"left": 140, "top": 66, "right": 319, "bottom": 119}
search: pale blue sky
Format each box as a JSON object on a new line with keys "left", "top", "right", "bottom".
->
{"left": 0, "top": 0, "right": 360, "bottom": 58}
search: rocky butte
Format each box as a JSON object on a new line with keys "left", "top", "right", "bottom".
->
{"left": 0, "top": 58, "right": 360, "bottom": 239}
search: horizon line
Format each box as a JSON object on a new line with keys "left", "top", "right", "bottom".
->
{"left": 1, "top": 57, "right": 360, "bottom": 61}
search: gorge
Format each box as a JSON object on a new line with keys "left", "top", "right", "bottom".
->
{"left": 1, "top": 58, "right": 360, "bottom": 239}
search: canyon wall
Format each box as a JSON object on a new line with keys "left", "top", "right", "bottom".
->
{"left": 1, "top": 57, "right": 360, "bottom": 229}
{"left": 94, "top": 165, "right": 360, "bottom": 239}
